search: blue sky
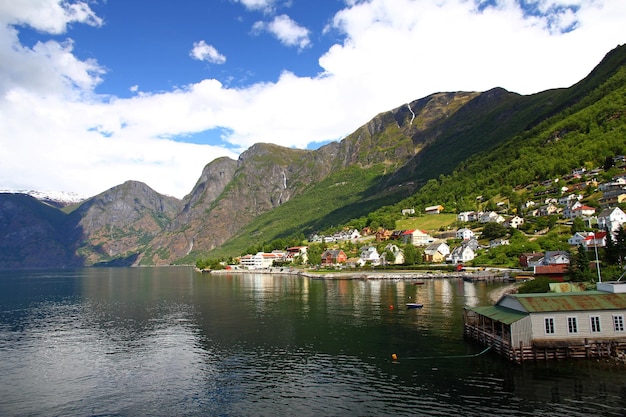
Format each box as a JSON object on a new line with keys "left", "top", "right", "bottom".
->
{"left": 0, "top": 0, "right": 624, "bottom": 198}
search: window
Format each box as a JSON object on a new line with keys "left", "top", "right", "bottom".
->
{"left": 567, "top": 316, "right": 578, "bottom": 334}
{"left": 590, "top": 316, "right": 601, "bottom": 333}
{"left": 613, "top": 315, "right": 625, "bottom": 332}
{"left": 544, "top": 317, "right": 555, "bottom": 334}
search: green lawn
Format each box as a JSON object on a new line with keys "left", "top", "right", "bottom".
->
{"left": 396, "top": 213, "right": 457, "bottom": 233}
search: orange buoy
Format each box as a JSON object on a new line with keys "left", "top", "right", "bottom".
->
{"left": 391, "top": 353, "right": 398, "bottom": 361}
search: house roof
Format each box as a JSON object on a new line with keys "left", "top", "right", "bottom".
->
{"left": 584, "top": 231, "right": 607, "bottom": 241}
{"left": 598, "top": 207, "right": 624, "bottom": 218}
{"left": 534, "top": 264, "right": 568, "bottom": 274}
{"left": 469, "top": 305, "right": 528, "bottom": 325}
{"left": 507, "top": 291, "right": 626, "bottom": 312}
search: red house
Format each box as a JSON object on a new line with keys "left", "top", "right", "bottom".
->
{"left": 321, "top": 249, "right": 347, "bottom": 266}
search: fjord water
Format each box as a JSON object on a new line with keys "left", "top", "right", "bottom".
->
{"left": 1, "top": 268, "right": 625, "bottom": 416}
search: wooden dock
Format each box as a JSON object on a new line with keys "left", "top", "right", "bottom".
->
{"left": 464, "top": 324, "right": 626, "bottom": 364}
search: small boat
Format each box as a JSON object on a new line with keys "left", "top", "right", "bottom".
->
{"left": 406, "top": 303, "right": 423, "bottom": 309}
{"left": 413, "top": 281, "right": 425, "bottom": 285}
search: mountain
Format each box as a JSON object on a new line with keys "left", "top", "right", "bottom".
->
{"left": 67, "top": 181, "right": 183, "bottom": 266}
{"left": 0, "top": 189, "right": 87, "bottom": 208}
{"left": 1, "top": 43, "right": 625, "bottom": 269}
{"left": 0, "top": 193, "right": 80, "bottom": 268}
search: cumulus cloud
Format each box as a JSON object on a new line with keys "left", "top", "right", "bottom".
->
{"left": 0, "top": 0, "right": 103, "bottom": 34}
{"left": 252, "top": 14, "right": 311, "bottom": 49}
{"left": 0, "top": 3, "right": 104, "bottom": 97}
{"left": 1, "top": 0, "right": 625, "bottom": 198}
{"left": 190, "top": 40, "right": 227, "bottom": 64}
{"left": 233, "top": 0, "right": 282, "bottom": 14}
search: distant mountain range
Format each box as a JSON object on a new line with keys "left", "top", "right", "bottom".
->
{"left": 2, "top": 43, "right": 625, "bottom": 269}
{"left": 0, "top": 190, "right": 87, "bottom": 208}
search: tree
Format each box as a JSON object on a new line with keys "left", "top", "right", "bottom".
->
{"left": 567, "top": 245, "right": 594, "bottom": 282}
{"left": 518, "top": 276, "right": 552, "bottom": 293}
{"left": 481, "top": 222, "right": 508, "bottom": 239}
{"left": 571, "top": 217, "right": 586, "bottom": 233}
{"left": 604, "top": 228, "right": 619, "bottom": 265}
{"left": 307, "top": 243, "right": 323, "bottom": 266}
{"left": 603, "top": 155, "right": 615, "bottom": 171}
{"left": 403, "top": 244, "right": 417, "bottom": 265}
{"left": 615, "top": 226, "right": 626, "bottom": 265}
{"left": 384, "top": 248, "right": 396, "bottom": 265}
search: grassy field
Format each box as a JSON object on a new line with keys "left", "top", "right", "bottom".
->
{"left": 395, "top": 213, "right": 457, "bottom": 232}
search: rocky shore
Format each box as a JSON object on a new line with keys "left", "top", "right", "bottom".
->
{"left": 200, "top": 267, "right": 510, "bottom": 281}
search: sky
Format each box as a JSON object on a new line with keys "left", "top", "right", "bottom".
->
{"left": 0, "top": 0, "right": 624, "bottom": 199}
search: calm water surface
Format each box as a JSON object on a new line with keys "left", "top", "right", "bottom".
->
{"left": 0, "top": 268, "right": 625, "bottom": 416}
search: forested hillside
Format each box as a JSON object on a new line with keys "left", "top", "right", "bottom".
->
{"left": 388, "top": 48, "right": 626, "bottom": 218}
{"left": 204, "top": 44, "right": 626, "bottom": 260}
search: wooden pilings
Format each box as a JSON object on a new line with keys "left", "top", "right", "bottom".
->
{"left": 463, "top": 324, "right": 626, "bottom": 364}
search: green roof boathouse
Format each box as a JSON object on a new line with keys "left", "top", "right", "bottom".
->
{"left": 463, "top": 282, "right": 626, "bottom": 363}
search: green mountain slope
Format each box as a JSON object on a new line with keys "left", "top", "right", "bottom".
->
{"left": 207, "top": 43, "right": 626, "bottom": 258}
{"left": 367, "top": 45, "right": 626, "bottom": 223}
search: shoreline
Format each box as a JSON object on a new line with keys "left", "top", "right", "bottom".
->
{"left": 200, "top": 267, "right": 513, "bottom": 281}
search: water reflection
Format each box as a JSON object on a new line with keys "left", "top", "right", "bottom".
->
{"left": 1, "top": 269, "right": 625, "bottom": 417}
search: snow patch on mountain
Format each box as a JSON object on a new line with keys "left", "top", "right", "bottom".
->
{"left": 1, "top": 189, "right": 89, "bottom": 205}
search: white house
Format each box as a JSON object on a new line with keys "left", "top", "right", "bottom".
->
{"left": 381, "top": 244, "right": 405, "bottom": 265}
{"left": 448, "top": 243, "right": 475, "bottom": 264}
{"left": 568, "top": 232, "right": 595, "bottom": 246}
{"left": 597, "top": 207, "right": 626, "bottom": 234}
{"left": 359, "top": 246, "right": 381, "bottom": 266}
{"left": 464, "top": 289, "right": 626, "bottom": 362}
{"left": 456, "top": 228, "right": 475, "bottom": 240}
{"left": 489, "top": 238, "right": 509, "bottom": 248}
{"left": 239, "top": 252, "right": 283, "bottom": 269}
{"left": 504, "top": 216, "right": 524, "bottom": 229}
{"left": 457, "top": 211, "right": 477, "bottom": 222}
{"left": 401, "top": 208, "right": 415, "bottom": 216}
{"left": 583, "top": 231, "right": 607, "bottom": 249}
{"left": 563, "top": 201, "right": 583, "bottom": 219}
{"left": 286, "top": 246, "right": 308, "bottom": 264}
{"left": 543, "top": 251, "right": 570, "bottom": 265}
{"left": 571, "top": 205, "right": 596, "bottom": 219}
{"left": 347, "top": 228, "right": 361, "bottom": 241}
{"left": 479, "top": 211, "right": 505, "bottom": 224}
{"left": 402, "top": 229, "right": 434, "bottom": 246}
{"left": 558, "top": 193, "right": 583, "bottom": 206}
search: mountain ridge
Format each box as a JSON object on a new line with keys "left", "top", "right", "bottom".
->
{"left": 1, "top": 43, "right": 625, "bottom": 268}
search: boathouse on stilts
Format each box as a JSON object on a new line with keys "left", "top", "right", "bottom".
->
{"left": 463, "top": 282, "right": 626, "bottom": 363}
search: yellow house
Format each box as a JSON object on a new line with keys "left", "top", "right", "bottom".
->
{"left": 425, "top": 205, "right": 444, "bottom": 214}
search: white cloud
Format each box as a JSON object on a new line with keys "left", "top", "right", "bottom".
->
{"left": 0, "top": 0, "right": 102, "bottom": 34}
{"left": 0, "top": 1, "right": 104, "bottom": 98}
{"left": 252, "top": 14, "right": 311, "bottom": 49}
{"left": 190, "top": 40, "right": 226, "bottom": 64}
{"left": 234, "top": 0, "right": 281, "bottom": 14}
{"left": 1, "top": 0, "right": 625, "bottom": 199}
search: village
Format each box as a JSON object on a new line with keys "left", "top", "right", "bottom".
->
{"left": 218, "top": 165, "right": 626, "bottom": 364}
{"left": 234, "top": 199, "right": 626, "bottom": 283}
